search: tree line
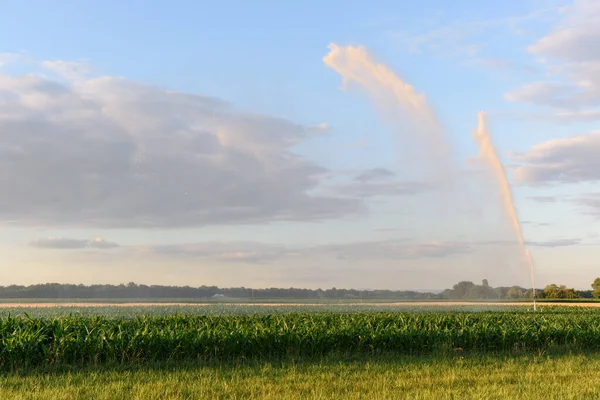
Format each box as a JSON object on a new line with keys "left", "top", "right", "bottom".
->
{"left": 439, "top": 279, "right": 591, "bottom": 300}
{"left": 0, "top": 282, "right": 437, "bottom": 300}
{"left": 0, "top": 279, "right": 598, "bottom": 300}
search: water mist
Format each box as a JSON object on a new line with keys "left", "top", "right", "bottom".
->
{"left": 324, "top": 44, "right": 537, "bottom": 307}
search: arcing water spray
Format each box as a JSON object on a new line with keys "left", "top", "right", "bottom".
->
{"left": 472, "top": 113, "right": 536, "bottom": 311}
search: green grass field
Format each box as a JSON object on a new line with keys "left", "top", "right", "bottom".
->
{"left": 2, "top": 304, "right": 600, "bottom": 398}
{"left": 3, "top": 355, "right": 600, "bottom": 399}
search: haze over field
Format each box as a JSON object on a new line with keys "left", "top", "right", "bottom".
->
{"left": 1, "top": 0, "right": 599, "bottom": 290}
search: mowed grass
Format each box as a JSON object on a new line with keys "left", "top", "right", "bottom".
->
{"left": 3, "top": 310, "right": 600, "bottom": 370}
{"left": 3, "top": 354, "right": 600, "bottom": 399}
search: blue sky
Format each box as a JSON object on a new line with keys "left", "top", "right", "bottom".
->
{"left": 1, "top": 0, "right": 599, "bottom": 290}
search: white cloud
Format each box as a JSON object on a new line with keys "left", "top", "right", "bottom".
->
{"left": 30, "top": 237, "right": 119, "bottom": 249}
{"left": 506, "top": 1, "right": 600, "bottom": 116}
{"left": 0, "top": 65, "right": 364, "bottom": 228}
{"left": 512, "top": 131, "right": 600, "bottom": 183}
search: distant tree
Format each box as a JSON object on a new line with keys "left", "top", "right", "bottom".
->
{"left": 450, "top": 281, "right": 476, "bottom": 299}
{"left": 565, "top": 289, "right": 580, "bottom": 299}
{"left": 473, "top": 283, "right": 496, "bottom": 299}
{"left": 544, "top": 284, "right": 559, "bottom": 299}
{"left": 524, "top": 289, "right": 544, "bottom": 299}
{"left": 544, "top": 284, "right": 579, "bottom": 299}
{"left": 493, "top": 287, "right": 509, "bottom": 299}
{"left": 507, "top": 287, "right": 522, "bottom": 299}
{"left": 556, "top": 285, "right": 579, "bottom": 299}
{"left": 592, "top": 278, "right": 600, "bottom": 299}
{"left": 482, "top": 279, "right": 489, "bottom": 287}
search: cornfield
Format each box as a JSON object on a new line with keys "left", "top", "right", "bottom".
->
{"left": 0, "top": 304, "right": 532, "bottom": 318}
{"left": 1, "top": 311, "right": 600, "bottom": 370}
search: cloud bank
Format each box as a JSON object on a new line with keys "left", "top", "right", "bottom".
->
{"left": 0, "top": 60, "right": 369, "bottom": 228}
{"left": 512, "top": 131, "right": 600, "bottom": 184}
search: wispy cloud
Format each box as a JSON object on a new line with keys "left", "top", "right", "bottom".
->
{"left": 392, "top": 7, "right": 559, "bottom": 62}
{"left": 573, "top": 193, "right": 600, "bottom": 218}
{"left": 0, "top": 53, "right": 22, "bottom": 68}
{"left": 41, "top": 60, "right": 92, "bottom": 80}
{"left": 354, "top": 167, "right": 396, "bottom": 182}
{"left": 136, "top": 239, "right": 472, "bottom": 263}
{"left": 525, "top": 238, "right": 581, "bottom": 247}
{"left": 528, "top": 195, "right": 558, "bottom": 203}
{"left": 30, "top": 237, "right": 119, "bottom": 249}
{"left": 330, "top": 168, "right": 432, "bottom": 199}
